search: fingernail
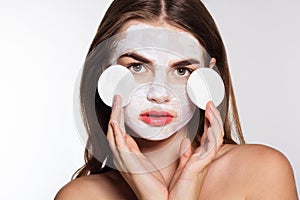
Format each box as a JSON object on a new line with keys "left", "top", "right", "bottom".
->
{"left": 113, "top": 95, "right": 118, "bottom": 105}
{"left": 113, "top": 121, "right": 126, "bottom": 137}
{"left": 121, "top": 130, "right": 126, "bottom": 137}
{"left": 199, "top": 147, "right": 209, "bottom": 159}
{"left": 112, "top": 120, "right": 118, "bottom": 126}
{"left": 208, "top": 107, "right": 213, "bottom": 119}
{"left": 110, "top": 120, "right": 118, "bottom": 128}
{"left": 210, "top": 101, "right": 215, "bottom": 109}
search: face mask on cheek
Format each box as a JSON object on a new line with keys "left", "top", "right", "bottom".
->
{"left": 124, "top": 82, "right": 197, "bottom": 141}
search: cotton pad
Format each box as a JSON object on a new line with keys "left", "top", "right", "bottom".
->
{"left": 97, "top": 65, "right": 135, "bottom": 107}
{"left": 187, "top": 68, "right": 225, "bottom": 110}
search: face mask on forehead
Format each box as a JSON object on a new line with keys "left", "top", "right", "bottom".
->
{"left": 97, "top": 25, "right": 225, "bottom": 140}
{"left": 111, "top": 24, "right": 206, "bottom": 65}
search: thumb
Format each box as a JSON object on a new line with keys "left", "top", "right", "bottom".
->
{"left": 180, "top": 138, "right": 192, "bottom": 156}
{"left": 178, "top": 138, "right": 192, "bottom": 170}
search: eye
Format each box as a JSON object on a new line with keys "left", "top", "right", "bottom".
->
{"left": 127, "top": 63, "right": 147, "bottom": 73}
{"left": 174, "top": 67, "right": 193, "bottom": 77}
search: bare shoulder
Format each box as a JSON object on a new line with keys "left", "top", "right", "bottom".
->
{"left": 54, "top": 171, "right": 136, "bottom": 200}
{"left": 224, "top": 144, "right": 295, "bottom": 175}
{"left": 221, "top": 143, "right": 293, "bottom": 165}
{"left": 211, "top": 144, "right": 298, "bottom": 199}
{"left": 54, "top": 172, "right": 115, "bottom": 200}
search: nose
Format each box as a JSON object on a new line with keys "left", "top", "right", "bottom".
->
{"left": 147, "top": 84, "right": 170, "bottom": 104}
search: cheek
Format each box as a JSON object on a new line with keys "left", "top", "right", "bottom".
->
{"left": 124, "top": 95, "right": 144, "bottom": 116}
{"left": 171, "top": 85, "right": 196, "bottom": 120}
{"left": 171, "top": 84, "right": 194, "bottom": 106}
{"left": 124, "top": 86, "right": 149, "bottom": 120}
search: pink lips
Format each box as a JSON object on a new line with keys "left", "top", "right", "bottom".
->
{"left": 139, "top": 110, "right": 174, "bottom": 126}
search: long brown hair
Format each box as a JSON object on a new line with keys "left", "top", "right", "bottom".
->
{"left": 73, "top": 0, "right": 245, "bottom": 179}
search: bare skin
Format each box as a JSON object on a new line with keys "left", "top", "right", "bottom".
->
{"left": 55, "top": 20, "right": 298, "bottom": 199}
{"left": 55, "top": 143, "right": 298, "bottom": 199}
{"left": 55, "top": 96, "right": 298, "bottom": 199}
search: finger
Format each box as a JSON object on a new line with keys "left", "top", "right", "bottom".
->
{"left": 199, "top": 126, "right": 222, "bottom": 157}
{"left": 169, "top": 139, "right": 192, "bottom": 190}
{"left": 209, "top": 102, "right": 224, "bottom": 135}
{"left": 111, "top": 121, "right": 151, "bottom": 172}
{"left": 110, "top": 95, "right": 121, "bottom": 123}
{"left": 116, "top": 96, "right": 126, "bottom": 132}
{"left": 110, "top": 95, "right": 121, "bottom": 121}
{"left": 125, "top": 133, "right": 142, "bottom": 153}
{"left": 176, "top": 139, "right": 192, "bottom": 173}
{"left": 205, "top": 101, "right": 219, "bottom": 126}
{"left": 107, "top": 121, "right": 127, "bottom": 172}
{"left": 209, "top": 108, "right": 224, "bottom": 147}
{"left": 196, "top": 134, "right": 213, "bottom": 159}
{"left": 109, "top": 97, "right": 137, "bottom": 172}
{"left": 177, "top": 106, "right": 224, "bottom": 184}
{"left": 112, "top": 121, "right": 142, "bottom": 154}
{"left": 206, "top": 102, "right": 225, "bottom": 146}
{"left": 123, "top": 135, "right": 163, "bottom": 173}
{"left": 110, "top": 120, "right": 133, "bottom": 165}
{"left": 204, "top": 102, "right": 224, "bottom": 145}
{"left": 179, "top": 138, "right": 192, "bottom": 165}
{"left": 197, "top": 133, "right": 222, "bottom": 162}
{"left": 205, "top": 101, "right": 222, "bottom": 127}
{"left": 202, "top": 103, "right": 215, "bottom": 147}
{"left": 114, "top": 95, "right": 127, "bottom": 133}
{"left": 110, "top": 95, "right": 118, "bottom": 121}
{"left": 206, "top": 127, "right": 220, "bottom": 155}
{"left": 111, "top": 121, "right": 127, "bottom": 149}
{"left": 198, "top": 112, "right": 222, "bottom": 159}
{"left": 107, "top": 121, "right": 116, "bottom": 150}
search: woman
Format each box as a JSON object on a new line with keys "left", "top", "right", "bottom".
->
{"left": 55, "top": 0, "right": 298, "bottom": 199}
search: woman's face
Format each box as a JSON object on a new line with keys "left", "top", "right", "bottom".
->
{"left": 113, "top": 21, "right": 209, "bottom": 140}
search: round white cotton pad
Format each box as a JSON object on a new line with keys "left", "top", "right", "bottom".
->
{"left": 187, "top": 68, "right": 225, "bottom": 110}
{"left": 97, "top": 65, "right": 135, "bottom": 107}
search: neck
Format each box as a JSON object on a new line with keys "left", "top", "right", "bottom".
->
{"left": 133, "top": 126, "right": 190, "bottom": 186}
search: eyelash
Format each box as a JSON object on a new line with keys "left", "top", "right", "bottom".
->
{"left": 126, "top": 62, "right": 146, "bottom": 72}
{"left": 126, "top": 62, "right": 195, "bottom": 77}
{"left": 127, "top": 62, "right": 143, "bottom": 68}
{"left": 173, "top": 66, "right": 194, "bottom": 77}
{"left": 174, "top": 66, "right": 193, "bottom": 72}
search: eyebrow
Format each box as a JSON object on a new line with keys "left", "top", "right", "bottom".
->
{"left": 119, "top": 52, "right": 200, "bottom": 67}
{"left": 119, "top": 52, "right": 152, "bottom": 64}
{"left": 171, "top": 59, "right": 200, "bottom": 68}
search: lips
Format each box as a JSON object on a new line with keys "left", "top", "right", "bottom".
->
{"left": 139, "top": 110, "right": 174, "bottom": 126}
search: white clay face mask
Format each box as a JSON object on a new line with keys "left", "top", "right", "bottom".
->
{"left": 96, "top": 25, "right": 225, "bottom": 141}
{"left": 72, "top": 24, "right": 227, "bottom": 173}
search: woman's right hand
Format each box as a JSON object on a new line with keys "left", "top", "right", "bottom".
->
{"left": 168, "top": 101, "right": 224, "bottom": 200}
{"left": 107, "top": 95, "right": 168, "bottom": 200}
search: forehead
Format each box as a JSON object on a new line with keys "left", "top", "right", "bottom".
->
{"left": 112, "top": 22, "right": 207, "bottom": 62}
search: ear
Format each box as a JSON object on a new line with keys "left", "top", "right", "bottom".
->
{"left": 209, "top": 58, "right": 216, "bottom": 68}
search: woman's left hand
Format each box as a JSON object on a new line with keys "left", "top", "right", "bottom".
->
{"left": 107, "top": 95, "right": 168, "bottom": 200}
{"left": 168, "top": 101, "right": 224, "bottom": 200}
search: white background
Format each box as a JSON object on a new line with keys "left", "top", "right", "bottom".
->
{"left": 0, "top": 0, "right": 299, "bottom": 199}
